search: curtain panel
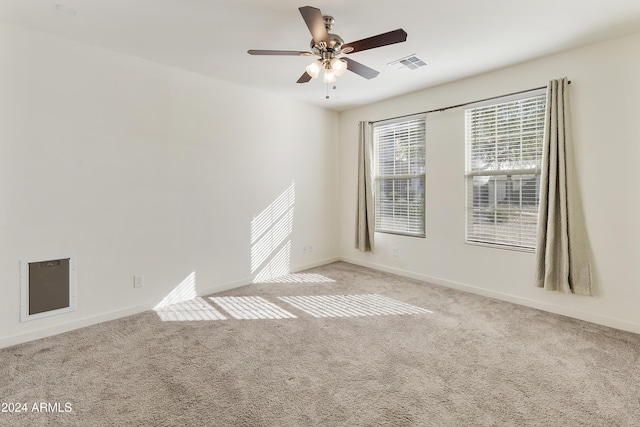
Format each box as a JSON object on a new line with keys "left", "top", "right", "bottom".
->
{"left": 535, "top": 78, "right": 592, "bottom": 296}
{"left": 355, "top": 121, "right": 375, "bottom": 253}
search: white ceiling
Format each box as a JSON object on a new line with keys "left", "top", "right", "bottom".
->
{"left": 2, "top": 0, "right": 640, "bottom": 111}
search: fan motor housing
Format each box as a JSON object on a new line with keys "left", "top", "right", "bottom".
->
{"left": 310, "top": 33, "right": 344, "bottom": 55}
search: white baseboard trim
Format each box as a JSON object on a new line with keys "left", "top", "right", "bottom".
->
{"left": 198, "top": 256, "right": 340, "bottom": 296}
{"left": 339, "top": 256, "right": 640, "bottom": 335}
{"left": 1, "top": 256, "right": 342, "bottom": 349}
{"left": 0, "top": 303, "right": 154, "bottom": 350}
{"left": 198, "top": 276, "right": 252, "bottom": 297}
{"left": 292, "top": 256, "right": 341, "bottom": 273}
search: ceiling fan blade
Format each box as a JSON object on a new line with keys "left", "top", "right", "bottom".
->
{"left": 343, "top": 29, "right": 408, "bottom": 54}
{"left": 298, "top": 6, "right": 329, "bottom": 45}
{"left": 296, "top": 72, "right": 313, "bottom": 84}
{"left": 248, "top": 50, "right": 313, "bottom": 56}
{"left": 343, "top": 58, "right": 379, "bottom": 80}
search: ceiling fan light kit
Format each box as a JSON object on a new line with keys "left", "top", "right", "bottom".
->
{"left": 248, "top": 5, "right": 408, "bottom": 95}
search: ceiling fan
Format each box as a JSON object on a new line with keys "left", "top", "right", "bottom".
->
{"left": 248, "top": 6, "right": 408, "bottom": 85}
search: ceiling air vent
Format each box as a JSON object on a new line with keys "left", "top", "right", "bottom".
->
{"left": 388, "top": 54, "right": 427, "bottom": 71}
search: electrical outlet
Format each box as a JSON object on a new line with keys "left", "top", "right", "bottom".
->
{"left": 392, "top": 247, "right": 398, "bottom": 257}
{"left": 308, "top": 244, "right": 313, "bottom": 253}
{"left": 133, "top": 274, "right": 144, "bottom": 288}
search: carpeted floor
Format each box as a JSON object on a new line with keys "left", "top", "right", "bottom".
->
{"left": 1, "top": 261, "right": 639, "bottom": 426}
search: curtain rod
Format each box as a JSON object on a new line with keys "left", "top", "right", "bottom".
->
{"left": 368, "top": 81, "right": 571, "bottom": 124}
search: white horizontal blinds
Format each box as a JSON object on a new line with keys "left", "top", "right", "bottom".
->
{"left": 373, "top": 115, "right": 426, "bottom": 236}
{"left": 465, "top": 94, "right": 546, "bottom": 249}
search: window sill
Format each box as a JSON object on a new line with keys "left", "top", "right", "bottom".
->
{"left": 465, "top": 240, "right": 535, "bottom": 253}
{"left": 376, "top": 230, "right": 426, "bottom": 238}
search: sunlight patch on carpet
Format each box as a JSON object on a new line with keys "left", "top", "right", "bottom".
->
{"left": 210, "top": 296, "right": 297, "bottom": 319}
{"left": 154, "top": 297, "right": 227, "bottom": 321}
{"left": 254, "top": 272, "right": 336, "bottom": 284}
{"left": 277, "top": 294, "right": 432, "bottom": 318}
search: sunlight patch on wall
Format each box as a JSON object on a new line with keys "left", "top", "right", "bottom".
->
{"left": 277, "top": 294, "right": 433, "bottom": 318}
{"left": 153, "top": 271, "right": 197, "bottom": 310}
{"left": 250, "top": 182, "right": 295, "bottom": 246}
{"left": 250, "top": 182, "right": 295, "bottom": 282}
{"left": 250, "top": 210, "right": 294, "bottom": 272}
{"left": 252, "top": 241, "right": 291, "bottom": 283}
{"left": 256, "top": 272, "right": 336, "bottom": 284}
{"left": 155, "top": 297, "right": 227, "bottom": 321}
{"left": 210, "top": 296, "right": 297, "bottom": 320}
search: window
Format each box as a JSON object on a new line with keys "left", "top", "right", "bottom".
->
{"left": 373, "top": 115, "right": 426, "bottom": 237}
{"left": 465, "top": 92, "right": 546, "bottom": 250}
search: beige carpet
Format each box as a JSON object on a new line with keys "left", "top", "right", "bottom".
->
{"left": 1, "top": 261, "right": 639, "bottom": 426}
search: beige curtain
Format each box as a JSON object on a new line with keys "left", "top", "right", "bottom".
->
{"left": 535, "top": 78, "right": 592, "bottom": 295}
{"left": 355, "top": 121, "right": 375, "bottom": 252}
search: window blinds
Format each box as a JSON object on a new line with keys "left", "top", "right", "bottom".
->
{"left": 465, "top": 94, "right": 546, "bottom": 249}
{"left": 373, "top": 115, "right": 426, "bottom": 237}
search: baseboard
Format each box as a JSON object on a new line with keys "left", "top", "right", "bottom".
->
{"left": 339, "top": 256, "right": 640, "bottom": 335}
{"left": 197, "top": 256, "right": 340, "bottom": 296}
{"left": 1, "top": 256, "right": 341, "bottom": 349}
{"left": 0, "top": 303, "right": 154, "bottom": 349}
{"left": 197, "top": 276, "right": 253, "bottom": 297}
{"left": 292, "top": 256, "right": 341, "bottom": 273}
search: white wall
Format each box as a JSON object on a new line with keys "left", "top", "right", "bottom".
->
{"left": 339, "top": 32, "right": 640, "bottom": 333}
{"left": 0, "top": 23, "right": 339, "bottom": 347}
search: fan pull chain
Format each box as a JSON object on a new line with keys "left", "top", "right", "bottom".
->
{"left": 325, "top": 83, "right": 338, "bottom": 100}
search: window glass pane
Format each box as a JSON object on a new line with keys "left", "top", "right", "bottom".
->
{"left": 465, "top": 94, "right": 545, "bottom": 250}
{"left": 375, "top": 177, "right": 425, "bottom": 236}
{"left": 373, "top": 116, "right": 426, "bottom": 236}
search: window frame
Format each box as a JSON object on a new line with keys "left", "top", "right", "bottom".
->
{"left": 464, "top": 90, "right": 546, "bottom": 251}
{"left": 372, "top": 114, "right": 427, "bottom": 238}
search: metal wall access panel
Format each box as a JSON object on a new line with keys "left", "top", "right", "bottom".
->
{"left": 28, "top": 258, "right": 70, "bottom": 315}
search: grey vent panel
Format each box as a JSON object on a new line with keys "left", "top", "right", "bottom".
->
{"left": 21, "top": 255, "right": 76, "bottom": 322}
{"left": 28, "top": 258, "right": 70, "bottom": 315}
{"left": 388, "top": 54, "right": 427, "bottom": 71}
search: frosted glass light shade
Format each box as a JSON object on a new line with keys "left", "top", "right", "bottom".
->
{"left": 330, "top": 58, "right": 347, "bottom": 76}
{"left": 323, "top": 68, "right": 336, "bottom": 83}
{"left": 305, "top": 60, "right": 322, "bottom": 79}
